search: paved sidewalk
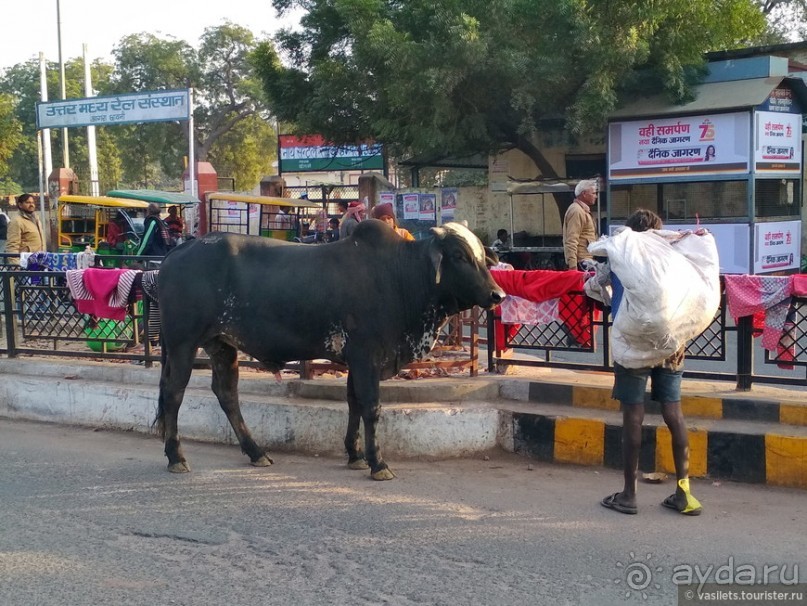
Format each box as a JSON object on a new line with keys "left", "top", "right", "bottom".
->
{"left": 0, "top": 357, "right": 804, "bottom": 489}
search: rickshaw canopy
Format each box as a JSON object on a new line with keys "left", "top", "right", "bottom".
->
{"left": 106, "top": 189, "right": 200, "bottom": 206}
{"left": 58, "top": 194, "right": 151, "bottom": 209}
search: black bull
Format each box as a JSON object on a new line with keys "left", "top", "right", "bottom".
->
{"left": 155, "top": 220, "right": 505, "bottom": 480}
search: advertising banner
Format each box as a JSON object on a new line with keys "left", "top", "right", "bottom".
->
{"left": 754, "top": 220, "right": 801, "bottom": 274}
{"left": 754, "top": 111, "right": 802, "bottom": 174}
{"left": 36, "top": 89, "right": 190, "bottom": 129}
{"left": 279, "top": 134, "right": 383, "bottom": 172}
{"left": 608, "top": 112, "right": 750, "bottom": 180}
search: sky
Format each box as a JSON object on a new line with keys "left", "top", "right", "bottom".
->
{"left": 1, "top": 0, "right": 303, "bottom": 70}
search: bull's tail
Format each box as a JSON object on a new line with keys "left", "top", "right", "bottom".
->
{"left": 152, "top": 326, "right": 168, "bottom": 439}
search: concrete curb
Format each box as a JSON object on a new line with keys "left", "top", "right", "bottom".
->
{"left": 0, "top": 359, "right": 501, "bottom": 460}
{"left": 1, "top": 359, "right": 805, "bottom": 488}
{"left": 503, "top": 404, "right": 807, "bottom": 490}
{"left": 514, "top": 379, "right": 807, "bottom": 427}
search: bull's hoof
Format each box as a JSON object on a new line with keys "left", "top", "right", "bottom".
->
{"left": 167, "top": 461, "right": 191, "bottom": 473}
{"left": 348, "top": 458, "right": 369, "bottom": 470}
{"left": 371, "top": 467, "right": 396, "bottom": 481}
{"left": 250, "top": 455, "right": 274, "bottom": 467}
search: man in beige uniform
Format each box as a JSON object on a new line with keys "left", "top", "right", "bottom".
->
{"left": 6, "top": 193, "right": 45, "bottom": 264}
{"left": 562, "top": 179, "right": 598, "bottom": 270}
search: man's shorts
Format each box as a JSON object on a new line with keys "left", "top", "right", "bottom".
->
{"left": 612, "top": 363, "right": 683, "bottom": 405}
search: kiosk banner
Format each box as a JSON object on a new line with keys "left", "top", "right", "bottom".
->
{"left": 754, "top": 111, "right": 802, "bottom": 174}
{"left": 754, "top": 220, "right": 801, "bottom": 274}
{"left": 608, "top": 112, "right": 750, "bottom": 180}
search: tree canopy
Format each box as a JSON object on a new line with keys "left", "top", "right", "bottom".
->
{"left": 0, "top": 23, "right": 276, "bottom": 194}
{"left": 256, "top": 0, "right": 769, "bottom": 178}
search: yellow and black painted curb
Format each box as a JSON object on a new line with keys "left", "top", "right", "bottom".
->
{"left": 526, "top": 382, "right": 807, "bottom": 426}
{"left": 510, "top": 412, "right": 807, "bottom": 489}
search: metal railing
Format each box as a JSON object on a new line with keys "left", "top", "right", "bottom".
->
{"left": 487, "top": 282, "right": 807, "bottom": 390}
{"left": 0, "top": 260, "right": 482, "bottom": 375}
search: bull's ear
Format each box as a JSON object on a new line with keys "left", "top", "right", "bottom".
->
{"left": 484, "top": 247, "right": 499, "bottom": 268}
{"left": 429, "top": 241, "right": 443, "bottom": 284}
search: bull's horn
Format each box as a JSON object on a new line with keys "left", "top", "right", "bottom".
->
{"left": 430, "top": 226, "right": 447, "bottom": 239}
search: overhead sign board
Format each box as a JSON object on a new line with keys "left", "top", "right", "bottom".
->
{"left": 36, "top": 89, "right": 190, "bottom": 129}
{"left": 279, "top": 134, "right": 383, "bottom": 173}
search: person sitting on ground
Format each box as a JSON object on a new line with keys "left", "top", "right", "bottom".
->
{"left": 491, "top": 229, "right": 510, "bottom": 251}
{"left": 326, "top": 217, "right": 340, "bottom": 242}
{"left": 591, "top": 208, "right": 703, "bottom": 517}
{"left": 371, "top": 202, "right": 415, "bottom": 241}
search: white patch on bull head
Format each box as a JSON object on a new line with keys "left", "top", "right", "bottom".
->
{"left": 325, "top": 325, "right": 348, "bottom": 355}
{"left": 440, "top": 222, "right": 485, "bottom": 264}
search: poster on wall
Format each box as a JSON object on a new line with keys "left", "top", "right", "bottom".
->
{"left": 403, "top": 193, "right": 420, "bottom": 220}
{"left": 419, "top": 193, "right": 436, "bottom": 221}
{"left": 440, "top": 188, "right": 458, "bottom": 223}
{"left": 754, "top": 220, "right": 801, "bottom": 274}
{"left": 754, "top": 111, "right": 802, "bottom": 174}
{"left": 379, "top": 191, "right": 396, "bottom": 206}
{"left": 608, "top": 112, "right": 750, "bottom": 180}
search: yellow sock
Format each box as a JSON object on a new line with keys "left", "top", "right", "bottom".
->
{"left": 678, "top": 478, "right": 702, "bottom": 513}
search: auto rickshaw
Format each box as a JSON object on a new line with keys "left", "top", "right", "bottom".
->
{"left": 205, "top": 192, "right": 323, "bottom": 241}
{"left": 106, "top": 189, "right": 201, "bottom": 242}
{"left": 57, "top": 195, "right": 150, "bottom": 252}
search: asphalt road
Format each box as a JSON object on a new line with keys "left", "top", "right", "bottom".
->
{"left": 1, "top": 419, "right": 805, "bottom": 606}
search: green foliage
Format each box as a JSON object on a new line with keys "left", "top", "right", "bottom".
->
{"left": 260, "top": 0, "right": 768, "bottom": 176}
{"left": 0, "top": 93, "right": 23, "bottom": 180}
{"left": 0, "top": 24, "right": 275, "bottom": 193}
{"left": 207, "top": 114, "right": 278, "bottom": 191}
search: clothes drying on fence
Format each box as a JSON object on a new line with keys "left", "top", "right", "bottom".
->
{"left": 18, "top": 250, "right": 96, "bottom": 271}
{"left": 490, "top": 268, "right": 596, "bottom": 347}
{"left": 724, "top": 274, "right": 807, "bottom": 368}
{"left": 140, "top": 270, "right": 161, "bottom": 345}
{"left": 66, "top": 268, "right": 139, "bottom": 321}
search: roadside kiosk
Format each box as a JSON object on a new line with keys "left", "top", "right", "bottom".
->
{"left": 57, "top": 195, "right": 150, "bottom": 252}
{"left": 504, "top": 180, "right": 578, "bottom": 269}
{"left": 205, "top": 192, "right": 322, "bottom": 241}
{"left": 607, "top": 65, "right": 807, "bottom": 274}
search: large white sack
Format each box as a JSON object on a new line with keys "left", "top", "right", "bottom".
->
{"left": 588, "top": 228, "right": 720, "bottom": 368}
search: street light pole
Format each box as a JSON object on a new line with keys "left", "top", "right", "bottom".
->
{"left": 56, "top": 0, "right": 70, "bottom": 168}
